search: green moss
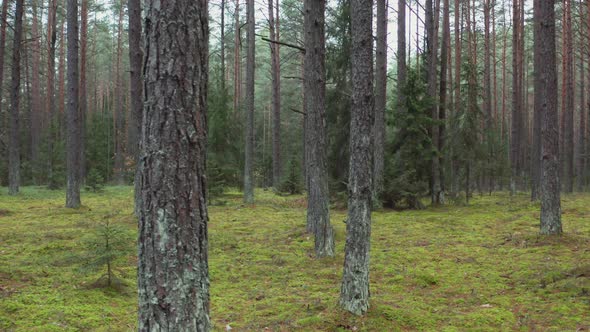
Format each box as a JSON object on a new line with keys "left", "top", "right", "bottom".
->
{"left": 0, "top": 187, "right": 589, "bottom": 330}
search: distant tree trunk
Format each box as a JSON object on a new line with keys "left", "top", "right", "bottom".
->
{"left": 452, "top": 0, "right": 462, "bottom": 195}
{"left": 233, "top": 0, "right": 241, "bottom": 115}
{"left": 30, "top": 0, "right": 42, "bottom": 176}
{"left": 563, "top": 0, "right": 574, "bottom": 193}
{"left": 426, "top": 0, "right": 442, "bottom": 204}
{"left": 340, "top": 0, "right": 373, "bottom": 316}
{"left": 79, "top": 0, "right": 88, "bottom": 181}
{"left": 531, "top": 0, "right": 542, "bottom": 200}
{"left": 304, "top": 0, "right": 334, "bottom": 258}
{"left": 243, "top": 0, "right": 255, "bottom": 203}
{"left": 397, "top": 0, "right": 406, "bottom": 113}
{"left": 114, "top": 0, "right": 125, "bottom": 185}
{"left": 578, "top": 51, "right": 585, "bottom": 192}
{"left": 372, "top": 0, "right": 387, "bottom": 205}
{"left": 510, "top": 0, "right": 521, "bottom": 195}
{"left": 138, "top": 1, "right": 210, "bottom": 329}
{"left": 8, "top": 0, "right": 24, "bottom": 195}
{"left": 0, "top": 0, "right": 8, "bottom": 148}
{"left": 439, "top": 0, "right": 450, "bottom": 195}
{"left": 65, "top": 0, "right": 81, "bottom": 208}
{"left": 58, "top": 20, "right": 65, "bottom": 118}
{"left": 128, "top": 0, "right": 143, "bottom": 213}
{"left": 46, "top": 0, "right": 57, "bottom": 182}
{"left": 268, "top": 0, "right": 281, "bottom": 189}
{"left": 221, "top": 0, "right": 226, "bottom": 92}
{"left": 534, "top": 0, "right": 561, "bottom": 235}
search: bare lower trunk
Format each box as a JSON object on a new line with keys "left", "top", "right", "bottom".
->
{"left": 268, "top": 0, "right": 281, "bottom": 189}
{"left": 372, "top": 0, "right": 387, "bottom": 206}
{"left": 243, "top": 0, "right": 255, "bottom": 203}
{"left": 138, "top": 1, "right": 210, "bottom": 330}
{"left": 65, "top": 0, "right": 81, "bottom": 208}
{"left": 9, "top": 0, "right": 24, "bottom": 195}
{"left": 340, "top": 0, "right": 373, "bottom": 316}
{"left": 304, "top": 0, "right": 334, "bottom": 258}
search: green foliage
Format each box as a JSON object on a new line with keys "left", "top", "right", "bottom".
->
{"left": 85, "top": 112, "right": 114, "bottom": 185}
{"left": 381, "top": 68, "right": 435, "bottom": 209}
{"left": 78, "top": 213, "right": 134, "bottom": 289}
{"left": 279, "top": 157, "right": 303, "bottom": 195}
{"left": 85, "top": 168, "right": 105, "bottom": 193}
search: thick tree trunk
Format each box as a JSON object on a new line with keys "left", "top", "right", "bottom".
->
{"left": 243, "top": 0, "right": 255, "bottom": 203}
{"left": 340, "top": 0, "right": 373, "bottom": 316}
{"left": 9, "top": 0, "right": 24, "bottom": 195}
{"left": 268, "top": 0, "right": 281, "bottom": 188}
{"left": 66, "top": 0, "right": 81, "bottom": 208}
{"left": 534, "top": 0, "right": 561, "bottom": 235}
{"left": 138, "top": 1, "right": 210, "bottom": 330}
{"left": 304, "top": 0, "right": 334, "bottom": 258}
{"left": 372, "top": 0, "right": 387, "bottom": 205}
{"left": 128, "top": 0, "right": 143, "bottom": 213}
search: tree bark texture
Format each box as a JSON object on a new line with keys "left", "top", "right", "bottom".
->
{"left": 340, "top": 0, "right": 373, "bottom": 316}
{"left": 114, "top": 0, "right": 125, "bottom": 185}
{"left": 9, "top": 0, "right": 24, "bottom": 195}
{"left": 397, "top": 0, "right": 406, "bottom": 114}
{"left": 510, "top": 0, "right": 521, "bottom": 195}
{"left": 128, "top": 0, "right": 143, "bottom": 213}
{"left": 30, "top": 0, "right": 42, "bottom": 173}
{"left": 534, "top": 0, "right": 562, "bottom": 235}
{"left": 66, "top": 0, "right": 81, "bottom": 208}
{"left": 439, "top": 0, "right": 450, "bottom": 195}
{"left": 268, "top": 0, "right": 281, "bottom": 189}
{"left": 304, "top": 0, "right": 334, "bottom": 258}
{"left": 138, "top": 0, "right": 210, "bottom": 330}
{"left": 562, "top": 0, "right": 574, "bottom": 193}
{"left": 372, "top": 0, "right": 387, "bottom": 204}
{"left": 243, "top": 0, "right": 255, "bottom": 203}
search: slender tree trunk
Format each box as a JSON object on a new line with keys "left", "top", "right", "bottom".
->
{"left": 46, "top": 0, "right": 57, "bottom": 183}
{"left": 30, "top": 0, "right": 42, "bottom": 177}
{"left": 66, "top": 0, "right": 81, "bottom": 208}
{"left": 9, "top": 0, "right": 24, "bottom": 195}
{"left": 243, "top": 0, "right": 255, "bottom": 203}
{"left": 304, "top": 0, "right": 334, "bottom": 257}
{"left": 427, "top": 0, "right": 442, "bottom": 204}
{"left": 578, "top": 50, "right": 585, "bottom": 192}
{"left": 534, "top": 0, "right": 561, "bottom": 235}
{"left": 114, "top": 0, "right": 125, "bottom": 185}
{"left": 79, "top": 0, "right": 88, "bottom": 181}
{"left": 128, "top": 0, "right": 143, "bottom": 213}
{"left": 510, "top": 0, "right": 521, "bottom": 195}
{"left": 531, "top": 0, "right": 542, "bottom": 200}
{"left": 398, "top": 0, "right": 406, "bottom": 113}
{"left": 372, "top": 0, "right": 387, "bottom": 205}
{"left": 268, "top": 0, "right": 281, "bottom": 189}
{"left": 138, "top": 1, "right": 210, "bottom": 329}
{"left": 340, "top": 0, "right": 373, "bottom": 316}
{"left": 0, "top": 0, "right": 8, "bottom": 158}
{"left": 563, "top": 0, "right": 574, "bottom": 193}
{"left": 233, "top": 0, "right": 241, "bottom": 115}
{"left": 439, "top": 0, "right": 450, "bottom": 195}
{"left": 221, "top": 0, "right": 226, "bottom": 92}
{"left": 452, "top": 0, "right": 462, "bottom": 195}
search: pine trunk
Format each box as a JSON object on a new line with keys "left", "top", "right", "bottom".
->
{"left": 243, "top": 0, "right": 255, "bottom": 203}
{"left": 268, "top": 0, "right": 281, "bottom": 189}
{"left": 65, "top": 0, "right": 81, "bottom": 208}
{"left": 340, "top": 0, "right": 373, "bottom": 316}
{"left": 138, "top": 1, "right": 210, "bottom": 329}
{"left": 30, "top": 0, "right": 42, "bottom": 176}
{"left": 563, "top": 0, "right": 574, "bottom": 193}
{"left": 79, "top": 0, "right": 88, "bottom": 181}
{"left": 534, "top": 0, "right": 561, "bottom": 234}
{"left": 114, "top": 1, "right": 125, "bottom": 185}
{"left": 9, "top": 0, "right": 24, "bottom": 195}
{"left": 372, "top": 0, "right": 387, "bottom": 205}
{"left": 128, "top": 0, "right": 143, "bottom": 213}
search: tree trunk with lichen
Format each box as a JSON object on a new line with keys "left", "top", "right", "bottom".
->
{"left": 138, "top": 0, "right": 210, "bottom": 330}
{"left": 340, "top": 0, "right": 373, "bottom": 316}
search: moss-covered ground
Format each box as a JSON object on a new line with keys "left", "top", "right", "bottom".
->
{"left": 0, "top": 187, "right": 589, "bottom": 331}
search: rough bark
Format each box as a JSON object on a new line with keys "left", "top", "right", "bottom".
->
{"left": 304, "top": 0, "right": 334, "bottom": 258}
{"left": 9, "top": 0, "right": 24, "bottom": 195}
{"left": 268, "top": 0, "right": 281, "bottom": 188}
{"left": 138, "top": 0, "right": 210, "bottom": 330}
{"left": 372, "top": 0, "right": 387, "bottom": 205}
{"left": 128, "top": 0, "right": 143, "bottom": 213}
{"left": 46, "top": 0, "right": 57, "bottom": 181}
{"left": 243, "top": 0, "right": 255, "bottom": 203}
{"left": 397, "top": 0, "right": 406, "bottom": 113}
{"left": 340, "top": 0, "right": 373, "bottom": 316}
{"left": 534, "top": 0, "right": 561, "bottom": 235}
{"left": 66, "top": 0, "right": 81, "bottom": 208}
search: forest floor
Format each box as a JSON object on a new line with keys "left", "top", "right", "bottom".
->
{"left": 0, "top": 187, "right": 589, "bottom": 331}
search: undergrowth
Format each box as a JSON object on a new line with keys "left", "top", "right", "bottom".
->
{"left": 0, "top": 187, "right": 588, "bottom": 331}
